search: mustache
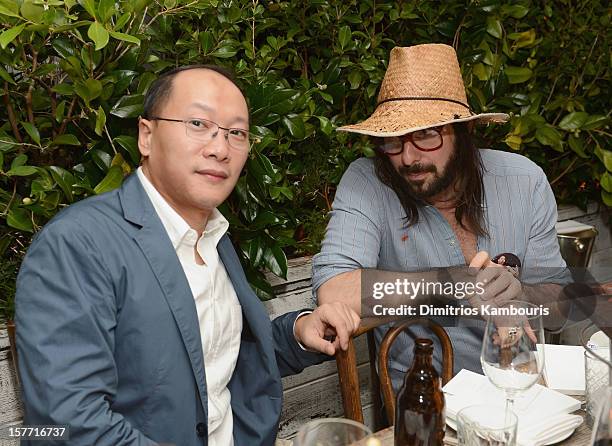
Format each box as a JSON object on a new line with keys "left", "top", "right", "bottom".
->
{"left": 398, "top": 164, "right": 436, "bottom": 175}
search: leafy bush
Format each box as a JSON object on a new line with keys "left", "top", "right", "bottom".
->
{"left": 0, "top": 0, "right": 609, "bottom": 317}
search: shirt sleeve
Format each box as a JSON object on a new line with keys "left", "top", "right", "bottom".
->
{"left": 521, "top": 166, "right": 569, "bottom": 284}
{"left": 312, "top": 160, "right": 385, "bottom": 300}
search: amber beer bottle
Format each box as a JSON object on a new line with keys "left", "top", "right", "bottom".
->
{"left": 394, "top": 338, "right": 445, "bottom": 446}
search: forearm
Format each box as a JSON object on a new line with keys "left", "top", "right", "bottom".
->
{"left": 316, "top": 268, "right": 461, "bottom": 325}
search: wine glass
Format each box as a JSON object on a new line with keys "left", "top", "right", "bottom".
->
{"left": 293, "top": 418, "right": 373, "bottom": 446}
{"left": 480, "top": 300, "right": 545, "bottom": 414}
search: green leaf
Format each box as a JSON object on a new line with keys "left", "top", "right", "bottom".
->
{"left": 317, "top": 116, "right": 333, "bottom": 136}
{"left": 94, "top": 165, "right": 123, "bottom": 194}
{"left": 52, "top": 134, "right": 81, "bottom": 146}
{"left": 347, "top": 70, "right": 361, "bottom": 89}
{"left": 602, "top": 190, "right": 612, "bottom": 207}
{"left": 0, "top": 24, "right": 25, "bottom": 50}
{"left": 472, "top": 63, "right": 490, "bottom": 81}
{"left": 0, "top": 65, "right": 15, "bottom": 84}
{"left": 21, "top": 122, "right": 40, "bottom": 145}
{"left": 52, "top": 20, "right": 92, "bottom": 33}
{"left": 282, "top": 116, "right": 306, "bottom": 139}
{"left": 262, "top": 243, "right": 287, "bottom": 279}
{"left": 504, "top": 134, "right": 522, "bottom": 150}
{"left": 558, "top": 112, "right": 588, "bottom": 131}
{"left": 199, "top": 31, "right": 214, "bottom": 53}
{"left": 568, "top": 134, "right": 588, "bottom": 158}
{"left": 244, "top": 237, "right": 264, "bottom": 265}
{"left": 11, "top": 154, "right": 27, "bottom": 169}
{"left": 48, "top": 166, "right": 75, "bottom": 202}
{"left": 20, "top": 2, "right": 43, "bottom": 23}
{"left": 109, "top": 30, "right": 141, "bottom": 46}
{"left": 55, "top": 101, "right": 66, "bottom": 123}
{"left": 209, "top": 46, "right": 237, "bottom": 58}
{"left": 601, "top": 150, "right": 612, "bottom": 172}
{"left": 507, "top": 29, "right": 536, "bottom": 48}
{"left": 98, "top": 0, "right": 115, "bottom": 23}
{"left": 0, "top": 135, "right": 17, "bottom": 151}
{"left": 338, "top": 25, "right": 351, "bottom": 49}
{"left": 505, "top": 66, "right": 532, "bottom": 84}
{"left": 95, "top": 106, "right": 106, "bottom": 136}
{"left": 582, "top": 115, "right": 608, "bottom": 130}
{"left": 114, "top": 135, "right": 140, "bottom": 164}
{"left": 601, "top": 172, "right": 612, "bottom": 193}
{"left": 88, "top": 21, "right": 109, "bottom": 50}
{"left": 0, "top": 4, "right": 21, "bottom": 18}
{"left": 535, "top": 126, "right": 562, "bottom": 150}
{"left": 74, "top": 78, "right": 103, "bottom": 104}
{"left": 503, "top": 5, "right": 529, "bottom": 19}
{"left": 110, "top": 94, "right": 144, "bottom": 118}
{"left": 7, "top": 208, "right": 33, "bottom": 232}
{"left": 78, "top": 0, "right": 97, "bottom": 18}
{"left": 52, "top": 83, "right": 75, "bottom": 96}
{"left": 115, "top": 12, "right": 131, "bottom": 30}
{"left": 486, "top": 17, "right": 503, "bottom": 39}
{"left": 6, "top": 166, "right": 38, "bottom": 176}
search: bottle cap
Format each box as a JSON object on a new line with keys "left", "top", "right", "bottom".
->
{"left": 414, "top": 338, "right": 434, "bottom": 351}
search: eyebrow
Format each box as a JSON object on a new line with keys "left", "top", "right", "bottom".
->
{"left": 188, "top": 102, "right": 249, "bottom": 127}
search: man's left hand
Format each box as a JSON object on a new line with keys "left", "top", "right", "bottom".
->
{"left": 469, "top": 251, "right": 522, "bottom": 306}
{"left": 294, "top": 302, "right": 360, "bottom": 355}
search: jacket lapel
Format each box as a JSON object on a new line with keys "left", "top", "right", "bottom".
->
{"left": 217, "top": 236, "right": 276, "bottom": 369}
{"left": 118, "top": 174, "right": 208, "bottom": 416}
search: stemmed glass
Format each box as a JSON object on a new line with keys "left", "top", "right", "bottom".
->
{"left": 480, "top": 300, "right": 545, "bottom": 414}
{"left": 293, "top": 418, "right": 373, "bottom": 446}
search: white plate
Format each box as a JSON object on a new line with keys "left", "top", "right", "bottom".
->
{"left": 445, "top": 418, "right": 578, "bottom": 445}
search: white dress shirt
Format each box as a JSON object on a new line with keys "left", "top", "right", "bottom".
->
{"left": 137, "top": 168, "right": 242, "bottom": 445}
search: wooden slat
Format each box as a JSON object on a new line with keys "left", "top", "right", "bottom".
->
{"left": 557, "top": 203, "right": 600, "bottom": 221}
{"left": 277, "top": 362, "right": 375, "bottom": 439}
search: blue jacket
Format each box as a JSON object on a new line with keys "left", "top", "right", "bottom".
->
{"left": 16, "top": 173, "right": 325, "bottom": 445}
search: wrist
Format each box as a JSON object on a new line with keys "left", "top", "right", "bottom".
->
{"left": 293, "top": 310, "right": 313, "bottom": 351}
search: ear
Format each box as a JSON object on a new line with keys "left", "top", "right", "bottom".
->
{"left": 138, "top": 117, "right": 154, "bottom": 158}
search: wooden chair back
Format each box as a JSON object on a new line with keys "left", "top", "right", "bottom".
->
{"left": 335, "top": 318, "right": 453, "bottom": 426}
{"left": 378, "top": 318, "right": 454, "bottom": 424}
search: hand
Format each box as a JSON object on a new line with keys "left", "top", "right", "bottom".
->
{"left": 493, "top": 322, "right": 538, "bottom": 348}
{"left": 468, "top": 251, "right": 522, "bottom": 306}
{"left": 294, "top": 302, "right": 360, "bottom": 356}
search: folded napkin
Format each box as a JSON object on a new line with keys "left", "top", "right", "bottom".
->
{"left": 517, "top": 413, "right": 583, "bottom": 446}
{"left": 443, "top": 370, "right": 583, "bottom": 446}
{"left": 536, "top": 344, "right": 585, "bottom": 395}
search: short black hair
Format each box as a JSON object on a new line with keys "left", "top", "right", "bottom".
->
{"left": 142, "top": 64, "right": 247, "bottom": 119}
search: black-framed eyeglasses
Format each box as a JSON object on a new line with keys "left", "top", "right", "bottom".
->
{"left": 372, "top": 127, "right": 444, "bottom": 155}
{"left": 149, "top": 117, "right": 254, "bottom": 151}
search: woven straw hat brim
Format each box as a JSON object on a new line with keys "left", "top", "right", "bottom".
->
{"left": 337, "top": 99, "right": 508, "bottom": 137}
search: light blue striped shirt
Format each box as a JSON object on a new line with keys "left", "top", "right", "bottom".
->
{"left": 312, "top": 149, "right": 566, "bottom": 388}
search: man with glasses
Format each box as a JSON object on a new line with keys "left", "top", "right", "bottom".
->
{"left": 16, "top": 65, "right": 359, "bottom": 446}
{"left": 312, "top": 44, "right": 567, "bottom": 390}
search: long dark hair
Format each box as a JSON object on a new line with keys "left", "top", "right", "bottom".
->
{"left": 373, "top": 122, "right": 488, "bottom": 237}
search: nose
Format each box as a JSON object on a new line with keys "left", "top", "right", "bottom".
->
{"left": 399, "top": 139, "right": 422, "bottom": 166}
{"left": 203, "top": 129, "right": 231, "bottom": 160}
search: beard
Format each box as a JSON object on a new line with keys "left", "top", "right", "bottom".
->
{"left": 396, "top": 148, "right": 460, "bottom": 199}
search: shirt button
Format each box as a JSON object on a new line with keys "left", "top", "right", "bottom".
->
{"left": 196, "top": 422, "right": 206, "bottom": 437}
{"left": 449, "top": 240, "right": 456, "bottom": 246}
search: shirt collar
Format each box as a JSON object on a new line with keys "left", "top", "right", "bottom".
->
{"left": 136, "top": 167, "right": 229, "bottom": 250}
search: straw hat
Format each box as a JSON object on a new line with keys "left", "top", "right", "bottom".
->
{"left": 338, "top": 44, "right": 508, "bottom": 137}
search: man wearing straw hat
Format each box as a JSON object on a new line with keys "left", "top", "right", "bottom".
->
{"left": 312, "top": 44, "right": 567, "bottom": 387}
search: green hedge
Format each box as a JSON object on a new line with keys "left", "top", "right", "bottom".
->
{"left": 0, "top": 0, "right": 610, "bottom": 315}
